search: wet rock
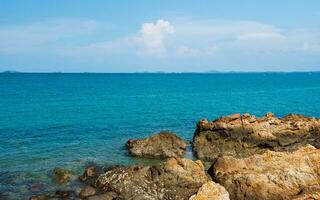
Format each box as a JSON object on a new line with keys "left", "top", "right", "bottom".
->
{"left": 211, "top": 145, "right": 320, "bottom": 200}
{"left": 29, "top": 194, "right": 52, "bottom": 200}
{"left": 52, "top": 168, "right": 72, "bottom": 184}
{"left": 193, "top": 113, "right": 320, "bottom": 161}
{"left": 79, "top": 186, "right": 96, "bottom": 198}
{"left": 126, "top": 131, "right": 188, "bottom": 158}
{"left": 189, "top": 181, "right": 230, "bottom": 200}
{"left": 95, "top": 157, "right": 210, "bottom": 199}
{"left": 55, "top": 190, "right": 72, "bottom": 198}
{"left": 87, "top": 192, "right": 119, "bottom": 200}
{"left": 79, "top": 165, "right": 102, "bottom": 186}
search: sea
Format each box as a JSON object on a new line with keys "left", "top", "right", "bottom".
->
{"left": 0, "top": 72, "right": 320, "bottom": 199}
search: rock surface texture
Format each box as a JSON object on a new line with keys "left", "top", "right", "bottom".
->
{"left": 95, "top": 157, "right": 209, "bottom": 200}
{"left": 189, "top": 181, "right": 230, "bottom": 200}
{"left": 211, "top": 145, "right": 320, "bottom": 200}
{"left": 126, "top": 131, "right": 188, "bottom": 158}
{"left": 193, "top": 113, "right": 320, "bottom": 161}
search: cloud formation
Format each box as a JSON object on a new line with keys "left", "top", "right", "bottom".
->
{"left": 1, "top": 18, "right": 320, "bottom": 71}
{"left": 138, "top": 19, "right": 174, "bottom": 56}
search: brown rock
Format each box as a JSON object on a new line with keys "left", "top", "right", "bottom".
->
{"left": 189, "top": 181, "right": 230, "bottom": 200}
{"left": 95, "top": 157, "right": 210, "bottom": 199}
{"left": 126, "top": 131, "right": 188, "bottom": 158}
{"left": 211, "top": 145, "right": 320, "bottom": 200}
{"left": 291, "top": 185, "right": 320, "bottom": 200}
{"left": 52, "top": 168, "right": 72, "bottom": 184}
{"left": 193, "top": 113, "right": 320, "bottom": 161}
{"left": 87, "top": 192, "right": 118, "bottom": 200}
{"left": 79, "top": 186, "right": 96, "bottom": 198}
{"left": 79, "top": 165, "right": 102, "bottom": 186}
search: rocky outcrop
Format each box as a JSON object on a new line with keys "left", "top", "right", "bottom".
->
{"left": 211, "top": 145, "right": 320, "bottom": 200}
{"left": 193, "top": 113, "right": 320, "bottom": 161}
{"left": 189, "top": 181, "right": 230, "bottom": 200}
{"left": 126, "top": 131, "right": 188, "bottom": 158}
{"left": 95, "top": 157, "right": 210, "bottom": 199}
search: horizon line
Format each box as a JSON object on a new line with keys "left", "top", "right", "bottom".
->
{"left": 1, "top": 70, "right": 320, "bottom": 74}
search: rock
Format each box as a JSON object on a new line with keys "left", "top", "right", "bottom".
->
{"left": 29, "top": 194, "right": 52, "bottom": 200}
{"left": 95, "top": 157, "right": 210, "bottom": 199}
{"left": 126, "top": 131, "right": 188, "bottom": 158}
{"left": 87, "top": 192, "right": 119, "bottom": 200}
{"left": 55, "top": 190, "right": 72, "bottom": 198}
{"left": 211, "top": 145, "right": 320, "bottom": 200}
{"left": 79, "top": 186, "right": 96, "bottom": 198}
{"left": 193, "top": 113, "right": 320, "bottom": 161}
{"left": 189, "top": 181, "right": 230, "bottom": 200}
{"left": 52, "top": 168, "right": 72, "bottom": 184}
{"left": 79, "top": 165, "right": 102, "bottom": 186}
{"left": 291, "top": 185, "right": 320, "bottom": 200}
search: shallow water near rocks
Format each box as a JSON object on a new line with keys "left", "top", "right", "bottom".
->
{"left": 1, "top": 72, "right": 320, "bottom": 199}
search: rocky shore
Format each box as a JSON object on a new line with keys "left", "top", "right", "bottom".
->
{"left": 29, "top": 113, "right": 320, "bottom": 200}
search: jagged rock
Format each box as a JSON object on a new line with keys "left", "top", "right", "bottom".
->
{"left": 193, "top": 113, "right": 320, "bottom": 161}
{"left": 189, "top": 181, "right": 230, "bottom": 200}
{"left": 211, "top": 145, "right": 320, "bottom": 200}
{"left": 52, "top": 168, "right": 72, "bottom": 184}
{"left": 79, "top": 186, "right": 96, "bottom": 198}
{"left": 126, "top": 131, "right": 188, "bottom": 158}
{"left": 95, "top": 157, "right": 210, "bottom": 199}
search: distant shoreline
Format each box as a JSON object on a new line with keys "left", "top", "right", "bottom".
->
{"left": 1, "top": 71, "right": 320, "bottom": 74}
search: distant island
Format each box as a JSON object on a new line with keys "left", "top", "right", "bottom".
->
{"left": 1, "top": 70, "right": 21, "bottom": 73}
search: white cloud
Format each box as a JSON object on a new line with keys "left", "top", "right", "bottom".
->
{"left": 137, "top": 19, "right": 174, "bottom": 56}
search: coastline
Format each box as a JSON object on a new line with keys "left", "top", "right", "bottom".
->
{"left": 26, "top": 112, "right": 320, "bottom": 200}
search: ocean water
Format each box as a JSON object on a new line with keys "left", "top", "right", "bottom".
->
{"left": 1, "top": 72, "right": 320, "bottom": 199}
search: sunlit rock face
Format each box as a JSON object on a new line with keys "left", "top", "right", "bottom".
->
{"left": 193, "top": 112, "right": 320, "bottom": 161}
{"left": 211, "top": 145, "right": 320, "bottom": 200}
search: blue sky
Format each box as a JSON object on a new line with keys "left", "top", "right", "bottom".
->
{"left": 0, "top": 0, "right": 320, "bottom": 72}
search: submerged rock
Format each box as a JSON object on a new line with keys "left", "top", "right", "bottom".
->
{"left": 126, "top": 131, "right": 188, "bottom": 158}
{"left": 189, "top": 181, "right": 230, "bottom": 200}
{"left": 211, "top": 145, "right": 320, "bottom": 200}
{"left": 79, "top": 165, "right": 103, "bottom": 186}
{"left": 52, "top": 168, "right": 72, "bottom": 184}
{"left": 193, "top": 113, "right": 320, "bottom": 161}
{"left": 95, "top": 157, "right": 209, "bottom": 199}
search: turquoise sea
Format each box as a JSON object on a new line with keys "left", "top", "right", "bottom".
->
{"left": 1, "top": 72, "right": 320, "bottom": 199}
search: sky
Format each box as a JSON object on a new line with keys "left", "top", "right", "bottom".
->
{"left": 0, "top": 0, "right": 320, "bottom": 72}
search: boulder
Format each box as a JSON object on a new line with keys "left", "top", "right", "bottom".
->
{"left": 52, "top": 168, "right": 72, "bottom": 184}
{"left": 193, "top": 113, "right": 320, "bottom": 161}
{"left": 126, "top": 131, "right": 188, "bottom": 158}
{"left": 211, "top": 145, "right": 320, "bottom": 200}
{"left": 189, "top": 181, "right": 230, "bottom": 200}
{"left": 95, "top": 157, "right": 210, "bottom": 199}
